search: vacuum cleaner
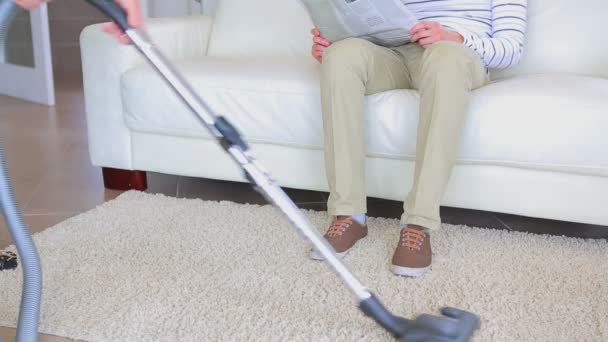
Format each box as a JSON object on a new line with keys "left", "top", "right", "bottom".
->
{"left": 0, "top": 1, "right": 481, "bottom": 341}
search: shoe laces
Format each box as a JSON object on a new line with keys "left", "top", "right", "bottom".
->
{"left": 401, "top": 228, "right": 426, "bottom": 251}
{"left": 327, "top": 217, "right": 354, "bottom": 237}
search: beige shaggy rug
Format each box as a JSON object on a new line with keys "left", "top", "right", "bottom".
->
{"left": 1, "top": 191, "right": 607, "bottom": 341}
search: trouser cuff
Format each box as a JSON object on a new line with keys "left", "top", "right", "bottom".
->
{"left": 400, "top": 214, "right": 441, "bottom": 231}
{"left": 328, "top": 204, "right": 367, "bottom": 217}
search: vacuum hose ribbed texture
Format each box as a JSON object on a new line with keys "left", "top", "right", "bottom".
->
{"left": 1, "top": 5, "right": 43, "bottom": 342}
{"left": 0, "top": 145, "right": 43, "bottom": 342}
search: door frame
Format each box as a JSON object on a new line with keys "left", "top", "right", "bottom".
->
{"left": 0, "top": 4, "right": 55, "bottom": 106}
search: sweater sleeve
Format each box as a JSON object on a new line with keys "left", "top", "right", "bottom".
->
{"left": 456, "top": 0, "right": 528, "bottom": 69}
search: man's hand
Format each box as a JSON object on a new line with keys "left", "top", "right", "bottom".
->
{"left": 410, "top": 21, "right": 464, "bottom": 48}
{"left": 13, "top": 0, "right": 47, "bottom": 10}
{"left": 101, "top": 0, "right": 144, "bottom": 44}
{"left": 311, "top": 28, "right": 331, "bottom": 64}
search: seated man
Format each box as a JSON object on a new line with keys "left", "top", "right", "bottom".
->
{"left": 310, "top": 0, "right": 527, "bottom": 277}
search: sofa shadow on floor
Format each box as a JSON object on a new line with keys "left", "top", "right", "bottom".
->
{"left": 163, "top": 175, "right": 608, "bottom": 240}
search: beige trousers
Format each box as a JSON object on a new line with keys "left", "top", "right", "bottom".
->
{"left": 321, "top": 39, "right": 489, "bottom": 231}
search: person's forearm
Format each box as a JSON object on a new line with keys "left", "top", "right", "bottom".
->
{"left": 459, "top": 33, "right": 525, "bottom": 69}
{"left": 455, "top": 0, "right": 527, "bottom": 69}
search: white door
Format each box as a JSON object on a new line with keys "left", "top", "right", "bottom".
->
{"left": 0, "top": 4, "right": 55, "bottom": 106}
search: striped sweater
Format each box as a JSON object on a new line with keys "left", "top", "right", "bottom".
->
{"left": 401, "top": 0, "right": 528, "bottom": 69}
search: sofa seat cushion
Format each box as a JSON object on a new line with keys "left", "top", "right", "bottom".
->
{"left": 121, "top": 57, "right": 608, "bottom": 176}
{"left": 122, "top": 56, "right": 325, "bottom": 147}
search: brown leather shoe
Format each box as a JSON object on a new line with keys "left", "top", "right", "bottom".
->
{"left": 391, "top": 225, "right": 432, "bottom": 277}
{"left": 309, "top": 216, "right": 368, "bottom": 260}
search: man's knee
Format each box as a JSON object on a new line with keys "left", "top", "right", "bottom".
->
{"left": 322, "top": 38, "right": 374, "bottom": 72}
{"left": 421, "top": 41, "right": 477, "bottom": 72}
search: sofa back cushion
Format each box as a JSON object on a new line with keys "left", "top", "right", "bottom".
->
{"left": 207, "top": 0, "right": 607, "bottom": 79}
{"left": 207, "top": 0, "right": 313, "bottom": 57}
{"left": 492, "top": 0, "right": 607, "bottom": 79}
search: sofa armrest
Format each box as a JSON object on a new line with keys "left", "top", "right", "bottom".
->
{"left": 80, "top": 16, "right": 214, "bottom": 170}
{"left": 138, "top": 16, "right": 215, "bottom": 58}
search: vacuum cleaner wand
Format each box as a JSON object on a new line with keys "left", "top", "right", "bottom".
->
{"left": 87, "top": 1, "right": 480, "bottom": 340}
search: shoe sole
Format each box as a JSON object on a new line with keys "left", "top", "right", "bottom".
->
{"left": 308, "top": 249, "right": 347, "bottom": 261}
{"left": 390, "top": 264, "right": 431, "bottom": 277}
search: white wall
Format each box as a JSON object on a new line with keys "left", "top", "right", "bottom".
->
{"left": 149, "top": 0, "right": 190, "bottom": 17}
{"left": 203, "top": 0, "right": 219, "bottom": 14}
{"left": 146, "top": 0, "right": 218, "bottom": 17}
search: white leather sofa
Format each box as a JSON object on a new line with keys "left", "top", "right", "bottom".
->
{"left": 80, "top": 0, "right": 608, "bottom": 226}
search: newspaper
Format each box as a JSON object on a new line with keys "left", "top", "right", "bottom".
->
{"left": 301, "top": 0, "right": 419, "bottom": 47}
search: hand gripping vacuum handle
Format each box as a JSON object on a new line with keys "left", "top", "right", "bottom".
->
{"left": 84, "top": 0, "right": 131, "bottom": 32}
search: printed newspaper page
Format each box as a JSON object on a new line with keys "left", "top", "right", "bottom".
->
{"left": 301, "top": 0, "right": 419, "bottom": 47}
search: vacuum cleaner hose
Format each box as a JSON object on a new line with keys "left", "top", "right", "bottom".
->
{"left": 0, "top": 2, "right": 43, "bottom": 341}
{"left": 0, "top": 144, "right": 42, "bottom": 342}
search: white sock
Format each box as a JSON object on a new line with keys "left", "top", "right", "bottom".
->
{"left": 351, "top": 213, "right": 366, "bottom": 225}
{"left": 402, "top": 224, "right": 430, "bottom": 233}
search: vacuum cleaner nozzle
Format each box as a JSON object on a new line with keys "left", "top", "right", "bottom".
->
{"left": 399, "top": 307, "right": 481, "bottom": 341}
{"left": 360, "top": 294, "right": 480, "bottom": 341}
